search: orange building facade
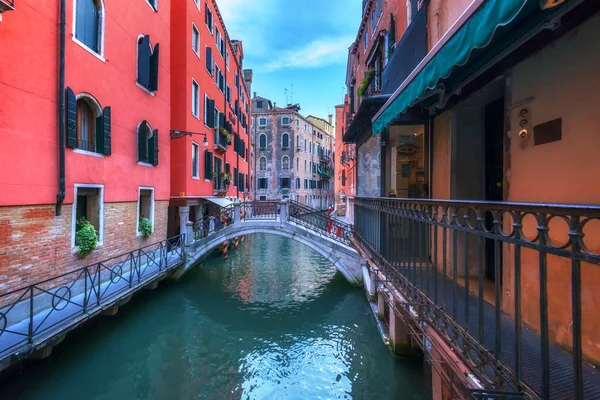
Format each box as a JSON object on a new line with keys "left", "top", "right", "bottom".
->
{"left": 168, "top": 0, "right": 252, "bottom": 239}
{"left": 0, "top": 0, "right": 171, "bottom": 292}
{"left": 334, "top": 98, "right": 356, "bottom": 220}
{"left": 344, "top": 0, "right": 600, "bottom": 398}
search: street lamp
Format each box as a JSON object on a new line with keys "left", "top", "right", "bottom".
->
{"left": 170, "top": 130, "right": 208, "bottom": 146}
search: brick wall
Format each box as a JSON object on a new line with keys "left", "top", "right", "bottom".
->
{"left": 0, "top": 201, "right": 169, "bottom": 293}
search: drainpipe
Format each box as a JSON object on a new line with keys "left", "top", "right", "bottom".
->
{"left": 56, "top": 0, "right": 67, "bottom": 216}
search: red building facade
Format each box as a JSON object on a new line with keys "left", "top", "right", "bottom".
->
{"left": 0, "top": 1, "right": 172, "bottom": 292}
{"left": 169, "top": 0, "right": 252, "bottom": 238}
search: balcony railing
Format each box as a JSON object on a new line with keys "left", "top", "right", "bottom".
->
{"left": 214, "top": 131, "right": 229, "bottom": 153}
{"left": 354, "top": 197, "right": 600, "bottom": 400}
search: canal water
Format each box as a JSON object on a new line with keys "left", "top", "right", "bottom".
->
{"left": 2, "top": 234, "right": 431, "bottom": 399}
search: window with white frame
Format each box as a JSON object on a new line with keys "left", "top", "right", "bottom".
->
{"left": 281, "top": 133, "right": 289, "bottom": 149}
{"left": 282, "top": 156, "right": 290, "bottom": 170}
{"left": 259, "top": 117, "right": 267, "bottom": 127}
{"left": 281, "top": 117, "right": 290, "bottom": 126}
{"left": 259, "top": 134, "right": 267, "bottom": 149}
{"left": 192, "top": 142, "right": 200, "bottom": 178}
{"left": 192, "top": 24, "right": 200, "bottom": 55}
{"left": 74, "top": 0, "right": 105, "bottom": 56}
{"left": 205, "top": 3, "right": 213, "bottom": 33}
{"left": 137, "top": 188, "right": 154, "bottom": 235}
{"left": 146, "top": 0, "right": 158, "bottom": 11}
{"left": 259, "top": 156, "right": 266, "bottom": 170}
{"left": 192, "top": 80, "right": 199, "bottom": 117}
{"left": 73, "top": 184, "right": 103, "bottom": 248}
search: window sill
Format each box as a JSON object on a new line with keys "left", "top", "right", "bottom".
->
{"left": 136, "top": 82, "right": 156, "bottom": 96}
{"left": 193, "top": 49, "right": 200, "bottom": 59}
{"left": 72, "top": 37, "right": 105, "bottom": 62}
{"left": 138, "top": 161, "right": 155, "bottom": 168}
{"left": 136, "top": 231, "right": 155, "bottom": 238}
{"left": 192, "top": 112, "right": 200, "bottom": 120}
{"left": 192, "top": 176, "right": 200, "bottom": 180}
{"left": 72, "top": 242, "right": 104, "bottom": 255}
{"left": 73, "top": 148, "right": 105, "bottom": 158}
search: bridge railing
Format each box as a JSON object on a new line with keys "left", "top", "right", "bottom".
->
{"left": 242, "top": 201, "right": 280, "bottom": 221}
{"left": 193, "top": 205, "right": 235, "bottom": 240}
{"left": 0, "top": 235, "right": 186, "bottom": 360}
{"left": 288, "top": 200, "right": 353, "bottom": 245}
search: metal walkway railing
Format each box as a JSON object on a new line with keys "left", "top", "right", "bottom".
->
{"left": 0, "top": 235, "right": 186, "bottom": 363}
{"left": 354, "top": 197, "right": 600, "bottom": 400}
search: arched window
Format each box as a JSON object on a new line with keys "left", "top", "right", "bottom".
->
{"left": 282, "top": 156, "right": 290, "bottom": 170}
{"left": 259, "top": 133, "right": 267, "bottom": 149}
{"left": 76, "top": 95, "right": 103, "bottom": 152}
{"left": 281, "top": 133, "right": 289, "bottom": 149}
{"left": 75, "top": 0, "right": 105, "bottom": 55}
{"left": 259, "top": 156, "right": 266, "bottom": 171}
{"left": 137, "top": 121, "right": 158, "bottom": 165}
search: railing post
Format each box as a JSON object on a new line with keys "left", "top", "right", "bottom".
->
{"left": 280, "top": 199, "right": 288, "bottom": 227}
{"left": 234, "top": 201, "right": 241, "bottom": 228}
{"left": 185, "top": 221, "right": 194, "bottom": 245}
{"left": 28, "top": 286, "right": 34, "bottom": 343}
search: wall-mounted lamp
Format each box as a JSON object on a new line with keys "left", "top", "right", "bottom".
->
{"left": 170, "top": 130, "right": 209, "bottom": 146}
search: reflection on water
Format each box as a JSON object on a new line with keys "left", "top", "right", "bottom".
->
{"left": 1, "top": 234, "right": 430, "bottom": 399}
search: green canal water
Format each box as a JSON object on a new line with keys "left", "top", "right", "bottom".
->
{"left": 2, "top": 234, "right": 430, "bottom": 399}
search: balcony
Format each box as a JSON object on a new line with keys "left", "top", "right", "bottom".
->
{"left": 319, "top": 154, "right": 330, "bottom": 164}
{"left": 214, "top": 130, "right": 229, "bottom": 154}
{"left": 213, "top": 178, "right": 228, "bottom": 196}
{"left": 353, "top": 197, "right": 600, "bottom": 400}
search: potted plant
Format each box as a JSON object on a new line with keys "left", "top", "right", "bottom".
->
{"left": 76, "top": 217, "right": 98, "bottom": 256}
{"left": 220, "top": 127, "right": 232, "bottom": 145}
{"left": 357, "top": 68, "right": 374, "bottom": 97}
{"left": 221, "top": 171, "right": 232, "bottom": 185}
{"left": 139, "top": 214, "right": 153, "bottom": 237}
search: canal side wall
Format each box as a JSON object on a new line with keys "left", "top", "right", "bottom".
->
{"left": 0, "top": 201, "right": 169, "bottom": 295}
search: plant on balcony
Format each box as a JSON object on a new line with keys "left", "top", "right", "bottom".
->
{"left": 221, "top": 171, "right": 232, "bottom": 184}
{"left": 220, "top": 127, "right": 232, "bottom": 144}
{"left": 76, "top": 217, "right": 98, "bottom": 256}
{"left": 357, "top": 68, "right": 374, "bottom": 97}
{"left": 139, "top": 215, "right": 153, "bottom": 237}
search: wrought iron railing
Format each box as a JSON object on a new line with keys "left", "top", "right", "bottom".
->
{"left": 288, "top": 201, "right": 353, "bottom": 245}
{"left": 354, "top": 197, "right": 600, "bottom": 400}
{"left": 192, "top": 205, "right": 235, "bottom": 240}
{"left": 0, "top": 235, "right": 186, "bottom": 360}
{"left": 243, "top": 201, "right": 279, "bottom": 221}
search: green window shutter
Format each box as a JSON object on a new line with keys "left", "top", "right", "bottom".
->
{"left": 152, "top": 129, "right": 159, "bottom": 165}
{"left": 138, "top": 120, "right": 147, "bottom": 162}
{"left": 206, "top": 99, "right": 215, "bottom": 127}
{"left": 205, "top": 47, "right": 212, "bottom": 74}
{"left": 66, "top": 87, "right": 78, "bottom": 148}
{"left": 137, "top": 35, "right": 151, "bottom": 87}
{"left": 95, "top": 115, "right": 104, "bottom": 154}
{"left": 102, "top": 106, "right": 111, "bottom": 155}
{"left": 204, "top": 149, "right": 213, "bottom": 180}
{"left": 148, "top": 43, "right": 160, "bottom": 92}
{"left": 225, "top": 162, "right": 230, "bottom": 174}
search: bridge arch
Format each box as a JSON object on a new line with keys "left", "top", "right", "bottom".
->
{"left": 174, "top": 222, "right": 364, "bottom": 286}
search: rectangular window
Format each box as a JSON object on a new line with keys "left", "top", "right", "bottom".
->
{"left": 205, "top": 4, "right": 213, "bottom": 33}
{"left": 258, "top": 178, "right": 268, "bottom": 189}
{"left": 259, "top": 196, "right": 267, "bottom": 201}
{"left": 259, "top": 117, "right": 267, "bottom": 127}
{"left": 205, "top": 46, "right": 213, "bottom": 75}
{"left": 282, "top": 117, "right": 290, "bottom": 126}
{"left": 281, "top": 178, "right": 291, "bottom": 189}
{"left": 192, "top": 142, "right": 199, "bottom": 178}
{"left": 296, "top": 178, "right": 300, "bottom": 189}
{"left": 137, "top": 188, "right": 154, "bottom": 235}
{"left": 226, "top": 85, "right": 231, "bottom": 104}
{"left": 192, "top": 80, "right": 199, "bottom": 117}
{"left": 72, "top": 185, "right": 103, "bottom": 248}
{"left": 192, "top": 24, "right": 200, "bottom": 55}
{"left": 257, "top": 101, "right": 263, "bottom": 109}
{"left": 204, "top": 149, "right": 213, "bottom": 180}
{"left": 296, "top": 157, "right": 299, "bottom": 170}
{"left": 304, "top": 179, "right": 308, "bottom": 189}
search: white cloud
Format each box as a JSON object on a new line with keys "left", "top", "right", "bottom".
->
{"left": 260, "top": 36, "right": 354, "bottom": 72}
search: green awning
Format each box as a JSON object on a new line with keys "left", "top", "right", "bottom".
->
{"left": 372, "top": 0, "right": 532, "bottom": 136}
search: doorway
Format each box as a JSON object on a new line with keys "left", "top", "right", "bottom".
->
{"left": 484, "top": 97, "right": 505, "bottom": 281}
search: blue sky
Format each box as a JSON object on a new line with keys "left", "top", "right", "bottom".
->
{"left": 219, "top": 0, "right": 362, "bottom": 122}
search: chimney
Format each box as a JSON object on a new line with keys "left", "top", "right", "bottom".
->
{"left": 253, "top": 92, "right": 257, "bottom": 98}
{"left": 328, "top": 114, "right": 333, "bottom": 125}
